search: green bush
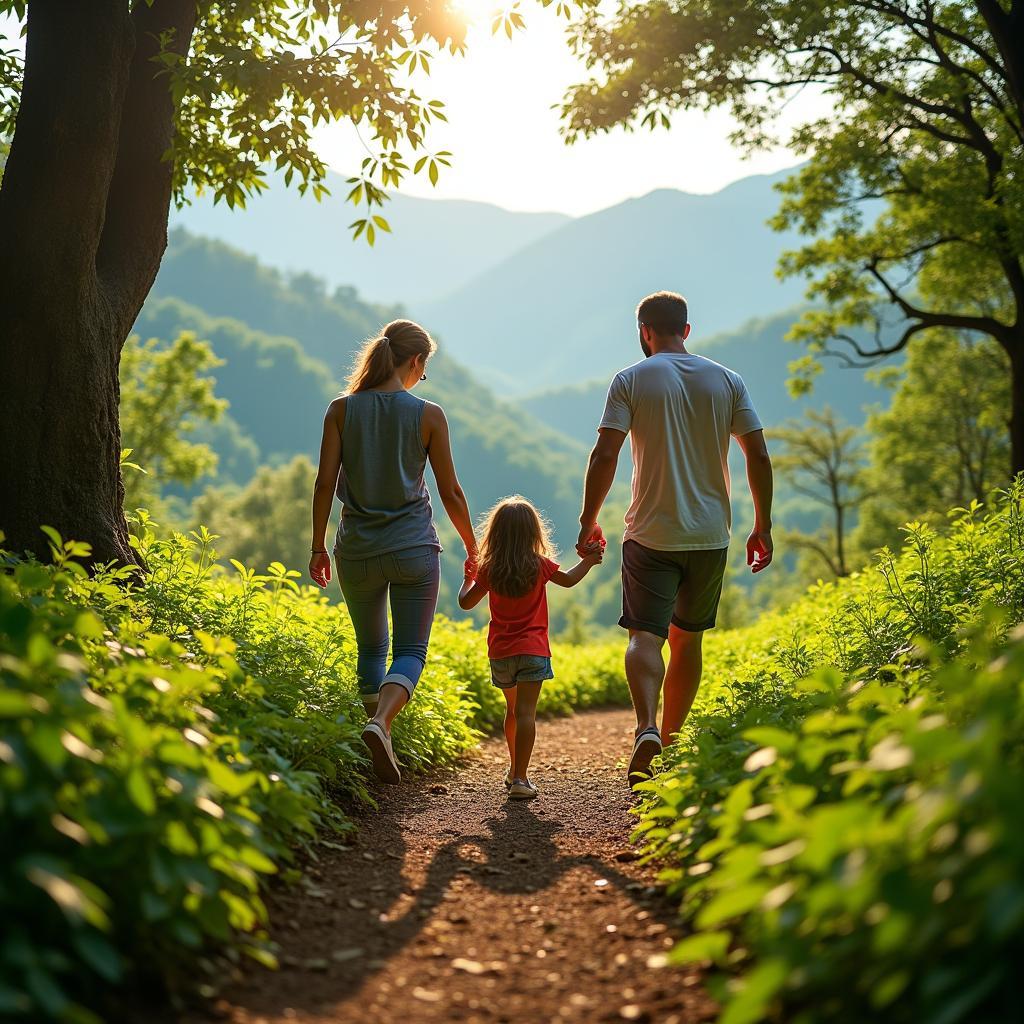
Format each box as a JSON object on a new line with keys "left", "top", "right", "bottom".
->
{"left": 636, "top": 483, "right": 1024, "bottom": 1023}
{"left": 0, "top": 522, "right": 624, "bottom": 1022}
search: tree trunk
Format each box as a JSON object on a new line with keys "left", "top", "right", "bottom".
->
{"left": 0, "top": 306, "right": 134, "bottom": 565}
{"left": 0, "top": 0, "right": 196, "bottom": 566}
{"left": 1010, "top": 337, "right": 1024, "bottom": 479}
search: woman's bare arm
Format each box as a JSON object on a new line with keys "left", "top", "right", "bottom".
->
{"left": 423, "top": 402, "right": 477, "bottom": 561}
{"left": 309, "top": 398, "right": 344, "bottom": 585}
{"left": 458, "top": 578, "right": 488, "bottom": 610}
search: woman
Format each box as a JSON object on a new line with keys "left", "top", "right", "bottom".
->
{"left": 309, "top": 319, "right": 477, "bottom": 784}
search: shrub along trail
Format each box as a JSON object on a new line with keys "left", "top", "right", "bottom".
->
{"left": 184, "top": 708, "right": 715, "bottom": 1024}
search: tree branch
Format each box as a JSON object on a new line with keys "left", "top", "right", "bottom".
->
{"left": 866, "top": 260, "right": 1011, "bottom": 343}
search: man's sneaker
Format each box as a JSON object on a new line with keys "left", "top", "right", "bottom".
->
{"left": 361, "top": 721, "right": 401, "bottom": 785}
{"left": 508, "top": 778, "right": 539, "bottom": 801}
{"left": 628, "top": 727, "right": 663, "bottom": 787}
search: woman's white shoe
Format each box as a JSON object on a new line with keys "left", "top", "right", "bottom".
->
{"left": 508, "top": 779, "right": 538, "bottom": 801}
{"left": 361, "top": 721, "right": 401, "bottom": 784}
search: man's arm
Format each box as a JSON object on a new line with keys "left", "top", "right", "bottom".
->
{"left": 578, "top": 428, "right": 626, "bottom": 554}
{"left": 735, "top": 428, "right": 774, "bottom": 573}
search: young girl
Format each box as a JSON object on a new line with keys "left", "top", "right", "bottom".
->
{"left": 459, "top": 496, "right": 604, "bottom": 800}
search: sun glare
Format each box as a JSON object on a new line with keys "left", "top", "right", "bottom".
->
{"left": 451, "top": 0, "right": 505, "bottom": 30}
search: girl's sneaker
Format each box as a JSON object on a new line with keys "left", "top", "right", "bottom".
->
{"left": 504, "top": 769, "right": 513, "bottom": 789}
{"left": 508, "top": 778, "right": 538, "bottom": 801}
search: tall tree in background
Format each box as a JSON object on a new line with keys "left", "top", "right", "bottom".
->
{"left": 563, "top": 0, "right": 1024, "bottom": 472}
{"left": 855, "top": 332, "right": 1010, "bottom": 550}
{"left": 119, "top": 332, "right": 226, "bottom": 512}
{"left": 0, "top": 0, "right": 474, "bottom": 564}
{"left": 773, "top": 408, "right": 864, "bottom": 577}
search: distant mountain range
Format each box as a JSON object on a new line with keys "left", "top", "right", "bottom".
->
{"left": 171, "top": 165, "right": 816, "bottom": 394}
{"left": 421, "top": 169, "right": 811, "bottom": 393}
{"left": 170, "top": 173, "right": 569, "bottom": 305}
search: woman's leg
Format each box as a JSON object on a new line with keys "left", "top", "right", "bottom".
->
{"left": 512, "top": 681, "right": 542, "bottom": 781}
{"left": 336, "top": 556, "right": 389, "bottom": 705}
{"left": 501, "top": 685, "right": 517, "bottom": 773}
{"left": 372, "top": 681, "right": 409, "bottom": 732}
{"left": 377, "top": 549, "right": 441, "bottom": 732}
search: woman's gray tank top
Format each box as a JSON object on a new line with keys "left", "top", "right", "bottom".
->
{"left": 333, "top": 389, "right": 441, "bottom": 560}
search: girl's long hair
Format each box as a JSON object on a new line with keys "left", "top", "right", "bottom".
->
{"left": 477, "top": 496, "right": 556, "bottom": 598}
{"left": 346, "top": 319, "right": 437, "bottom": 393}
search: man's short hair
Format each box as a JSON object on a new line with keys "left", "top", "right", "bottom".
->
{"left": 636, "top": 292, "right": 688, "bottom": 337}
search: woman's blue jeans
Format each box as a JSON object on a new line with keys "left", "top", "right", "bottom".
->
{"left": 335, "top": 545, "right": 441, "bottom": 698}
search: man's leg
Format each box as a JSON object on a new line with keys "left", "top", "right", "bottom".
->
{"left": 625, "top": 629, "right": 666, "bottom": 735}
{"left": 661, "top": 546, "right": 728, "bottom": 742}
{"left": 661, "top": 625, "right": 704, "bottom": 742}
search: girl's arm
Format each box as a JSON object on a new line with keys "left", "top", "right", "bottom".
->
{"left": 423, "top": 402, "right": 478, "bottom": 563}
{"left": 550, "top": 551, "right": 602, "bottom": 589}
{"left": 309, "top": 398, "right": 344, "bottom": 587}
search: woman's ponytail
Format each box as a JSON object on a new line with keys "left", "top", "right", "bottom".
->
{"left": 346, "top": 320, "right": 437, "bottom": 394}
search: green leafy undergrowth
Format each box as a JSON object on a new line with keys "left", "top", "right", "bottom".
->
{"left": 637, "top": 482, "right": 1024, "bottom": 1023}
{"left": 0, "top": 522, "right": 624, "bottom": 1022}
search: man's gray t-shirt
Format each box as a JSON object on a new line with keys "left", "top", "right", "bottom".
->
{"left": 599, "top": 351, "right": 762, "bottom": 551}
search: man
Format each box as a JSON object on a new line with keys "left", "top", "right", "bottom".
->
{"left": 577, "top": 291, "right": 774, "bottom": 786}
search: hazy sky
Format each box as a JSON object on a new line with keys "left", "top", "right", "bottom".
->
{"left": 313, "top": 11, "right": 823, "bottom": 216}
{"left": 1, "top": 8, "right": 822, "bottom": 217}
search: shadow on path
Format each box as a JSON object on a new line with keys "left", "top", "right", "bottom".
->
{"left": 185, "top": 708, "right": 715, "bottom": 1024}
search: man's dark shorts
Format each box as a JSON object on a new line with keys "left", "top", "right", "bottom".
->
{"left": 619, "top": 540, "right": 729, "bottom": 638}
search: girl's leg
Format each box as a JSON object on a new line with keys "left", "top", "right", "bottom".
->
{"left": 512, "top": 681, "right": 543, "bottom": 781}
{"left": 501, "top": 685, "right": 517, "bottom": 774}
{"left": 376, "top": 550, "right": 441, "bottom": 733}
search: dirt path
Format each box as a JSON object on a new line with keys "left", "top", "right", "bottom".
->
{"left": 190, "top": 709, "right": 715, "bottom": 1024}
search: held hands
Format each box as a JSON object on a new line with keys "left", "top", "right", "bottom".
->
{"left": 576, "top": 521, "right": 605, "bottom": 559}
{"left": 463, "top": 543, "right": 479, "bottom": 580}
{"left": 577, "top": 522, "right": 607, "bottom": 565}
{"left": 309, "top": 551, "right": 332, "bottom": 588}
{"left": 746, "top": 527, "right": 773, "bottom": 574}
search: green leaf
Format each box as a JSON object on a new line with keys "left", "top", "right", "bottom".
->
{"left": 668, "top": 930, "right": 731, "bottom": 964}
{"left": 720, "top": 960, "right": 788, "bottom": 1024}
{"left": 127, "top": 767, "right": 156, "bottom": 815}
{"left": 71, "top": 931, "right": 122, "bottom": 983}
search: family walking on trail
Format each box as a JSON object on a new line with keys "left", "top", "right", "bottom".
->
{"left": 309, "top": 291, "right": 775, "bottom": 798}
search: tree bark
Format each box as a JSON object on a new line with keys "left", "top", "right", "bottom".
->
{"left": 0, "top": 0, "right": 195, "bottom": 566}
{"left": 1009, "top": 335, "right": 1024, "bottom": 480}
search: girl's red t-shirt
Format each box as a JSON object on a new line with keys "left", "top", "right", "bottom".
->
{"left": 476, "top": 557, "right": 560, "bottom": 660}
